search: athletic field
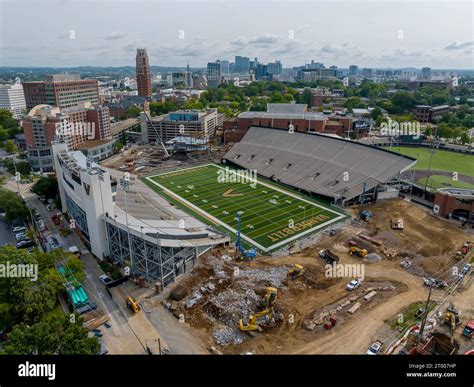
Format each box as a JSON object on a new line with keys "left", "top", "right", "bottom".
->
{"left": 386, "top": 146, "right": 474, "bottom": 190}
{"left": 144, "top": 164, "right": 345, "bottom": 252}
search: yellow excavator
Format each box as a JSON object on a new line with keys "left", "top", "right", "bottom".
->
{"left": 126, "top": 296, "right": 141, "bottom": 313}
{"left": 349, "top": 246, "right": 368, "bottom": 258}
{"left": 288, "top": 264, "right": 305, "bottom": 280}
{"left": 240, "top": 287, "right": 277, "bottom": 332}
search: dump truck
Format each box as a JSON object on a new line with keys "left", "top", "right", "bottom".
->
{"left": 349, "top": 246, "right": 368, "bottom": 258}
{"left": 319, "top": 249, "right": 340, "bottom": 264}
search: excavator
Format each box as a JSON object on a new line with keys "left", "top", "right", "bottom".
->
{"left": 349, "top": 246, "right": 368, "bottom": 258}
{"left": 240, "top": 287, "right": 277, "bottom": 332}
{"left": 126, "top": 296, "right": 141, "bottom": 313}
{"left": 444, "top": 306, "right": 461, "bottom": 343}
{"left": 288, "top": 264, "right": 305, "bottom": 280}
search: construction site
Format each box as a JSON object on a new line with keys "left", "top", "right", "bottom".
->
{"left": 136, "top": 198, "right": 473, "bottom": 355}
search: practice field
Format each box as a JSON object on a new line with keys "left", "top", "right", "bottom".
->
{"left": 386, "top": 146, "right": 474, "bottom": 190}
{"left": 144, "top": 164, "right": 345, "bottom": 252}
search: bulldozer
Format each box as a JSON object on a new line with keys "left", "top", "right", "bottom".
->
{"left": 239, "top": 287, "right": 278, "bottom": 332}
{"left": 349, "top": 246, "right": 368, "bottom": 258}
{"left": 126, "top": 296, "right": 141, "bottom": 313}
{"left": 288, "top": 264, "right": 305, "bottom": 280}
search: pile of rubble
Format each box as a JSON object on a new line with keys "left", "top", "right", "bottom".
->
{"left": 238, "top": 266, "right": 289, "bottom": 288}
{"left": 212, "top": 326, "right": 245, "bottom": 346}
{"left": 400, "top": 256, "right": 429, "bottom": 277}
{"left": 205, "top": 288, "right": 261, "bottom": 326}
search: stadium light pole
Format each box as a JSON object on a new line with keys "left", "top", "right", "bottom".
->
{"left": 121, "top": 178, "right": 134, "bottom": 276}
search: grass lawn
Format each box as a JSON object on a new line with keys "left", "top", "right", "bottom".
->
{"left": 416, "top": 175, "right": 474, "bottom": 190}
{"left": 386, "top": 147, "right": 474, "bottom": 177}
{"left": 144, "top": 164, "right": 345, "bottom": 253}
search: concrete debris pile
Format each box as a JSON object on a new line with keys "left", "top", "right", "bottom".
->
{"left": 205, "top": 288, "right": 261, "bottom": 326}
{"left": 212, "top": 326, "right": 245, "bottom": 346}
{"left": 365, "top": 253, "right": 382, "bottom": 263}
{"left": 238, "top": 266, "right": 289, "bottom": 288}
{"left": 400, "top": 256, "right": 428, "bottom": 277}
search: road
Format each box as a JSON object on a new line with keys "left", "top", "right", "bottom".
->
{"left": 0, "top": 219, "right": 15, "bottom": 246}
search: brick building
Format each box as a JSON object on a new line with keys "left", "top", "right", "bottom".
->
{"left": 415, "top": 105, "right": 451, "bottom": 123}
{"left": 434, "top": 188, "right": 474, "bottom": 222}
{"left": 136, "top": 49, "right": 152, "bottom": 97}
{"left": 224, "top": 103, "right": 352, "bottom": 143}
{"left": 23, "top": 74, "right": 99, "bottom": 109}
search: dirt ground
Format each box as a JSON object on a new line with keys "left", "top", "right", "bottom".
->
{"left": 158, "top": 198, "right": 474, "bottom": 354}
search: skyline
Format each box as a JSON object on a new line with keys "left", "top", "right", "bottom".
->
{"left": 0, "top": 0, "right": 473, "bottom": 69}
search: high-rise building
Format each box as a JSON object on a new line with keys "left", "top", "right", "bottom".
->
{"left": 0, "top": 81, "right": 26, "bottom": 119}
{"left": 207, "top": 61, "right": 221, "bottom": 89}
{"left": 349, "top": 65, "right": 358, "bottom": 76}
{"left": 421, "top": 67, "right": 432, "bottom": 79}
{"left": 362, "top": 68, "right": 373, "bottom": 77}
{"left": 234, "top": 56, "right": 250, "bottom": 74}
{"left": 255, "top": 64, "right": 268, "bottom": 80}
{"left": 23, "top": 74, "right": 99, "bottom": 110}
{"left": 267, "top": 60, "right": 283, "bottom": 75}
{"left": 136, "top": 49, "right": 152, "bottom": 97}
{"left": 219, "top": 60, "right": 230, "bottom": 75}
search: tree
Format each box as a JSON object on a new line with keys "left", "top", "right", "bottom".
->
{"left": 31, "top": 176, "right": 58, "bottom": 199}
{"left": 114, "top": 141, "right": 124, "bottom": 152}
{"left": 459, "top": 131, "right": 471, "bottom": 145}
{"left": 127, "top": 106, "right": 141, "bottom": 118}
{"left": 4, "top": 312, "right": 99, "bottom": 355}
{"left": 4, "top": 139, "right": 17, "bottom": 154}
{"left": 0, "top": 188, "right": 30, "bottom": 223}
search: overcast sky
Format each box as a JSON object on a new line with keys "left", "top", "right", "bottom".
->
{"left": 1, "top": 0, "right": 473, "bottom": 69}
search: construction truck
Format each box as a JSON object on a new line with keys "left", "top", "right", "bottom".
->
{"left": 462, "top": 320, "right": 474, "bottom": 339}
{"left": 239, "top": 287, "right": 278, "bottom": 332}
{"left": 319, "top": 249, "right": 340, "bottom": 264}
{"left": 288, "top": 264, "right": 305, "bottom": 280}
{"left": 349, "top": 246, "right": 368, "bottom": 258}
{"left": 126, "top": 296, "right": 141, "bottom": 313}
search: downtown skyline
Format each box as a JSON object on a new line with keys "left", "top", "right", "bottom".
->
{"left": 0, "top": 0, "right": 473, "bottom": 69}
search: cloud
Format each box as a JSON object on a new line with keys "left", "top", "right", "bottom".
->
{"left": 231, "top": 34, "right": 281, "bottom": 48}
{"left": 318, "top": 43, "right": 363, "bottom": 57}
{"left": 104, "top": 32, "right": 127, "bottom": 41}
{"left": 444, "top": 41, "right": 473, "bottom": 50}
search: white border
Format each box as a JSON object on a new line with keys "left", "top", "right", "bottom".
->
{"left": 145, "top": 164, "right": 346, "bottom": 252}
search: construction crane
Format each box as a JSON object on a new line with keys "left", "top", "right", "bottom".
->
{"left": 236, "top": 211, "right": 257, "bottom": 260}
{"left": 142, "top": 111, "right": 171, "bottom": 159}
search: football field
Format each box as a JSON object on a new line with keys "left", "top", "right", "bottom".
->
{"left": 144, "top": 164, "right": 345, "bottom": 253}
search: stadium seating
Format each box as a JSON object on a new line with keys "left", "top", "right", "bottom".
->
{"left": 223, "top": 126, "right": 416, "bottom": 202}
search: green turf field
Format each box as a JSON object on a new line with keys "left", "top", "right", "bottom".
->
{"left": 386, "top": 146, "right": 474, "bottom": 190}
{"left": 386, "top": 147, "right": 474, "bottom": 177}
{"left": 144, "top": 164, "right": 345, "bottom": 252}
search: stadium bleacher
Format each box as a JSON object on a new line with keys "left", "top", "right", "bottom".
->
{"left": 223, "top": 126, "right": 416, "bottom": 203}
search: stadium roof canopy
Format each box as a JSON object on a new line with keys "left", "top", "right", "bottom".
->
{"left": 223, "top": 126, "right": 416, "bottom": 202}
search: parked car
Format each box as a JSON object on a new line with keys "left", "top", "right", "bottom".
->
{"left": 45, "top": 204, "right": 54, "bottom": 211}
{"left": 99, "top": 274, "right": 112, "bottom": 285}
{"left": 346, "top": 279, "right": 362, "bottom": 291}
{"left": 367, "top": 340, "right": 384, "bottom": 355}
{"left": 12, "top": 226, "right": 26, "bottom": 233}
{"left": 461, "top": 264, "right": 472, "bottom": 276}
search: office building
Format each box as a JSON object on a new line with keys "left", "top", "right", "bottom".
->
{"left": 267, "top": 60, "right": 282, "bottom": 75}
{"left": 421, "top": 67, "right": 432, "bottom": 79}
{"left": 207, "top": 61, "right": 221, "bottom": 88}
{"left": 23, "top": 74, "right": 99, "bottom": 110}
{"left": 0, "top": 81, "right": 26, "bottom": 119}
{"left": 349, "top": 65, "right": 358, "bottom": 76}
{"left": 219, "top": 60, "right": 230, "bottom": 75}
{"left": 234, "top": 56, "right": 250, "bottom": 74}
{"left": 136, "top": 49, "right": 152, "bottom": 97}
